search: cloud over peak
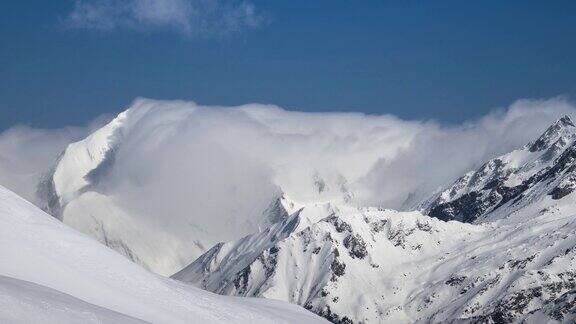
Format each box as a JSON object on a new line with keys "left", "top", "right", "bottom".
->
{"left": 64, "top": 0, "right": 265, "bottom": 37}
{"left": 1, "top": 97, "right": 575, "bottom": 236}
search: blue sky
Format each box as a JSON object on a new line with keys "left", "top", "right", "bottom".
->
{"left": 1, "top": 0, "right": 576, "bottom": 130}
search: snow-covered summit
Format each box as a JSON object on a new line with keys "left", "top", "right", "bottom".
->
{"left": 528, "top": 115, "right": 575, "bottom": 153}
{"left": 39, "top": 99, "right": 276, "bottom": 275}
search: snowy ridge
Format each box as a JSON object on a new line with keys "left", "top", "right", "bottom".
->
{"left": 174, "top": 117, "right": 576, "bottom": 323}
{"left": 0, "top": 184, "right": 326, "bottom": 323}
{"left": 175, "top": 197, "right": 576, "bottom": 323}
{"left": 0, "top": 276, "right": 146, "bottom": 324}
{"left": 52, "top": 109, "right": 128, "bottom": 205}
{"left": 424, "top": 115, "right": 576, "bottom": 223}
{"left": 174, "top": 203, "right": 483, "bottom": 323}
{"left": 40, "top": 100, "right": 214, "bottom": 275}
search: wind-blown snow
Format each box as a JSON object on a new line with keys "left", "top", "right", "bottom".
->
{"left": 2, "top": 98, "right": 576, "bottom": 322}
{"left": 37, "top": 97, "right": 576, "bottom": 275}
{"left": 175, "top": 117, "right": 576, "bottom": 323}
{"left": 0, "top": 184, "right": 325, "bottom": 323}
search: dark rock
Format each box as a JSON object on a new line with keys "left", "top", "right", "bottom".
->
{"left": 331, "top": 249, "right": 346, "bottom": 281}
{"left": 325, "top": 214, "right": 352, "bottom": 233}
{"left": 343, "top": 234, "right": 367, "bottom": 259}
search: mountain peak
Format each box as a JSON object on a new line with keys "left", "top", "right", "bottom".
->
{"left": 556, "top": 114, "right": 574, "bottom": 127}
{"left": 529, "top": 114, "right": 575, "bottom": 152}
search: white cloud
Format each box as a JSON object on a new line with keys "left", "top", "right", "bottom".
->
{"left": 60, "top": 97, "right": 576, "bottom": 223}
{"left": 358, "top": 97, "right": 576, "bottom": 209}
{"left": 0, "top": 117, "right": 108, "bottom": 206}
{"left": 64, "top": 0, "right": 265, "bottom": 37}
{"left": 2, "top": 97, "right": 574, "bottom": 216}
{"left": 1, "top": 97, "right": 575, "bottom": 274}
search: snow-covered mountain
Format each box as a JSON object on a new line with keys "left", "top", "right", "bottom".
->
{"left": 173, "top": 117, "right": 576, "bottom": 323}
{"left": 35, "top": 98, "right": 573, "bottom": 281}
{"left": 37, "top": 99, "right": 409, "bottom": 276}
{"left": 24, "top": 99, "right": 576, "bottom": 322}
{"left": 37, "top": 100, "right": 283, "bottom": 275}
{"left": 0, "top": 184, "right": 326, "bottom": 323}
{"left": 423, "top": 115, "right": 576, "bottom": 223}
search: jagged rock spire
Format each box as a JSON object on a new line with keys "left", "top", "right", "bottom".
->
{"left": 529, "top": 115, "right": 575, "bottom": 152}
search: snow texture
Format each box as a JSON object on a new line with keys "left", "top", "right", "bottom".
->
{"left": 0, "top": 184, "right": 326, "bottom": 323}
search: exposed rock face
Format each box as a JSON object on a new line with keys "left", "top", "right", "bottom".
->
{"left": 175, "top": 116, "right": 576, "bottom": 323}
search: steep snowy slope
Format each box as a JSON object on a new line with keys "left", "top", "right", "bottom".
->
{"left": 174, "top": 118, "right": 576, "bottom": 323}
{"left": 0, "top": 184, "right": 326, "bottom": 323}
{"left": 0, "top": 276, "right": 146, "bottom": 324}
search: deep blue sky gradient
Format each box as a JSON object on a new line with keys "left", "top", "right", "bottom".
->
{"left": 1, "top": 1, "right": 576, "bottom": 130}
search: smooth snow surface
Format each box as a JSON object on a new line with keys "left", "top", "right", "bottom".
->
{"left": 0, "top": 276, "right": 146, "bottom": 324}
{"left": 0, "top": 185, "right": 326, "bottom": 324}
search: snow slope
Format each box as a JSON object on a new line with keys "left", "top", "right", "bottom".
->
{"left": 174, "top": 117, "right": 576, "bottom": 323}
{"left": 0, "top": 184, "right": 326, "bottom": 323}
{"left": 0, "top": 276, "right": 146, "bottom": 324}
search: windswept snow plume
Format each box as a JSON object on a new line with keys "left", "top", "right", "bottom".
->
{"left": 38, "top": 97, "right": 576, "bottom": 275}
{"left": 1, "top": 97, "right": 575, "bottom": 275}
{"left": 175, "top": 115, "right": 576, "bottom": 323}
{"left": 44, "top": 99, "right": 425, "bottom": 274}
{"left": 0, "top": 119, "right": 106, "bottom": 206}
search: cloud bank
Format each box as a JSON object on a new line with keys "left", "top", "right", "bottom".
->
{"left": 1, "top": 97, "right": 575, "bottom": 274}
{"left": 64, "top": 0, "right": 264, "bottom": 37}
{"left": 360, "top": 98, "right": 576, "bottom": 209}
{"left": 3, "top": 97, "right": 575, "bottom": 214}
{"left": 0, "top": 118, "right": 108, "bottom": 206}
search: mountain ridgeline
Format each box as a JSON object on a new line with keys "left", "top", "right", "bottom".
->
{"left": 173, "top": 116, "right": 576, "bottom": 323}
{"left": 425, "top": 115, "right": 576, "bottom": 223}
